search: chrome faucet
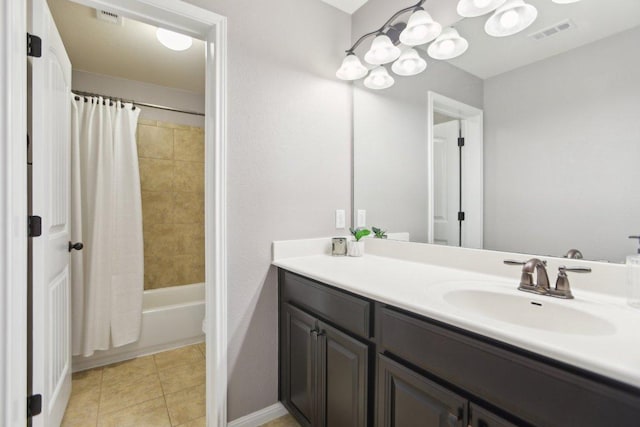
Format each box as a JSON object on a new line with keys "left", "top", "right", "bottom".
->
{"left": 504, "top": 258, "right": 550, "bottom": 294}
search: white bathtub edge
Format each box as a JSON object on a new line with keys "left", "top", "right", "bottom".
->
{"left": 72, "top": 335, "right": 204, "bottom": 373}
{"left": 227, "top": 402, "right": 289, "bottom": 427}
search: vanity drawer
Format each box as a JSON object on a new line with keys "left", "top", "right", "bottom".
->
{"left": 280, "top": 270, "right": 372, "bottom": 338}
{"left": 378, "top": 305, "right": 640, "bottom": 427}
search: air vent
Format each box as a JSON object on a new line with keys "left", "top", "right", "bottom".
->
{"left": 96, "top": 9, "right": 123, "bottom": 25}
{"left": 529, "top": 19, "right": 575, "bottom": 41}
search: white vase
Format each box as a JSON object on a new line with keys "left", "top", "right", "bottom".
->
{"left": 348, "top": 240, "right": 365, "bottom": 257}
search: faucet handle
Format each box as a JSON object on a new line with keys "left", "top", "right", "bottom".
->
{"left": 551, "top": 266, "right": 591, "bottom": 299}
{"left": 558, "top": 266, "right": 592, "bottom": 274}
{"left": 503, "top": 260, "right": 526, "bottom": 266}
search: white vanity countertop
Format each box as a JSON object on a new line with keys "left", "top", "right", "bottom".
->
{"left": 272, "top": 239, "right": 640, "bottom": 390}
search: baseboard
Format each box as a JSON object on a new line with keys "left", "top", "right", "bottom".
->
{"left": 227, "top": 402, "right": 289, "bottom": 427}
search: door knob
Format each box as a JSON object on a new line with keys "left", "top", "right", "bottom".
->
{"left": 68, "top": 242, "right": 84, "bottom": 252}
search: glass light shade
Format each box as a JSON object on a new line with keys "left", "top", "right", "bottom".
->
{"left": 364, "top": 66, "right": 394, "bottom": 90}
{"left": 392, "top": 49, "right": 427, "bottom": 76}
{"left": 364, "top": 34, "right": 401, "bottom": 65}
{"left": 336, "top": 54, "right": 369, "bottom": 80}
{"left": 456, "top": 0, "right": 506, "bottom": 18}
{"left": 399, "top": 9, "right": 442, "bottom": 46}
{"left": 485, "top": 0, "right": 538, "bottom": 37}
{"left": 427, "top": 27, "right": 469, "bottom": 60}
{"left": 156, "top": 28, "right": 193, "bottom": 51}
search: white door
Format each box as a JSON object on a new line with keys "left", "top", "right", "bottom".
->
{"left": 29, "top": 0, "right": 73, "bottom": 424}
{"left": 433, "top": 120, "right": 460, "bottom": 246}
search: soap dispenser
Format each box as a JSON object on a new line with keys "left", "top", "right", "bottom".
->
{"left": 627, "top": 236, "right": 640, "bottom": 309}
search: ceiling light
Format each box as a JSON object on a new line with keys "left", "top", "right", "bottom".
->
{"left": 485, "top": 0, "right": 538, "bottom": 37}
{"left": 336, "top": 54, "right": 369, "bottom": 81}
{"left": 552, "top": 0, "right": 581, "bottom": 3}
{"left": 399, "top": 9, "right": 442, "bottom": 46}
{"left": 156, "top": 28, "right": 193, "bottom": 51}
{"left": 392, "top": 48, "right": 427, "bottom": 76}
{"left": 364, "top": 34, "right": 401, "bottom": 65}
{"left": 427, "top": 27, "right": 469, "bottom": 60}
{"left": 457, "top": 0, "right": 506, "bottom": 18}
{"left": 364, "top": 66, "right": 394, "bottom": 90}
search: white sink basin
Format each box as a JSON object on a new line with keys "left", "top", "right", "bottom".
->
{"left": 440, "top": 285, "right": 617, "bottom": 336}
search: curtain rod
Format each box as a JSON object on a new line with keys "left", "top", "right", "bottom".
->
{"left": 72, "top": 90, "right": 205, "bottom": 117}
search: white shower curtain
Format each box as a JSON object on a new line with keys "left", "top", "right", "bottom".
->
{"left": 70, "top": 96, "right": 144, "bottom": 357}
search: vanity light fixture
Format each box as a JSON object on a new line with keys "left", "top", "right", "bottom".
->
{"left": 457, "top": 0, "right": 507, "bottom": 18}
{"left": 364, "top": 66, "right": 395, "bottom": 90}
{"left": 427, "top": 27, "right": 469, "bottom": 60}
{"left": 392, "top": 48, "right": 427, "bottom": 76}
{"left": 364, "top": 34, "right": 402, "bottom": 65}
{"left": 336, "top": 53, "right": 369, "bottom": 80}
{"left": 156, "top": 28, "right": 193, "bottom": 51}
{"left": 399, "top": 8, "right": 442, "bottom": 46}
{"left": 485, "top": 0, "right": 538, "bottom": 37}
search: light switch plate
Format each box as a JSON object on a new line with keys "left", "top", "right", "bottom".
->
{"left": 335, "top": 209, "right": 346, "bottom": 229}
{"left": 357, "top": 209, "right": 366, "bottom": 227}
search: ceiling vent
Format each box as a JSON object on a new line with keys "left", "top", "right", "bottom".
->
{"left": 529, "top": 19, "right": 575, "bottom": 41}
{"left": 96, "top": 9, "right": 123, "bottom": 25}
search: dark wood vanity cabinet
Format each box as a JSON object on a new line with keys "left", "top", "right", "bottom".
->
{"left": 278, "top": 269, "right": 640, "bottom": 427}
{"left": 280, "top": 273, "right": 370, "bottom": 427}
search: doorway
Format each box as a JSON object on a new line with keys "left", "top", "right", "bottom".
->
{"left": 427, "top": 91, "right": 483, "bottom": 249}
{"left": 4, "top": 0, "right": 228, "bottom": 426}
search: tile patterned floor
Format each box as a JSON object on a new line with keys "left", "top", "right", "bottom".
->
{"left": 260, "top": 414, "right": 300, "bottom": 427}
{"left": 62, "top": 342, "right": 206, "bottom": 427}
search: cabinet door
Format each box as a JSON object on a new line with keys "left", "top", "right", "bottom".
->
{"left": 282, "top": 303, "right": 318, "bottom": 426}
{"left": 377, "top": 354, "right": 467, "bottom": 427}
{"left": 319, "top": 322, "right": 369, "bottom": 427}
{"left": 469, "top": 404, "right": 518, "bottom": 427}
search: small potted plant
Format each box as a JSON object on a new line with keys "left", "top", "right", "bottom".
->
{"left": 348, "top": 227, "right": 370, "bottom": 257}
{"left": 372, "top": 227, "right": 387, "bottom": 239}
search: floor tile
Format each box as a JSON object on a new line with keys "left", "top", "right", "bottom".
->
{"left": 165, "top": 384, "right": 206, "bottom": 426}
{"left": 97, "top": 397, "right": 171, "bottom": 427}
{"left": 260, "top": 414, "right": 301, "bottom": 427}
{"left": 154, "top": 344, "right": 203, "bottom": 371}
{"left": 102, "top": 355, "right": 157, "bottom": 386}
{"left": 176, "top": 416, "right": 206, "bottom": 427}
{"left": 61, "top": 368, "right": 103, "bottom": 427}
{"left": 158, "top": 358, "right": 205, "bottom": 394}
{"left": 99, "top": 371, "right": 163, "bottom": 415}
{"left": 197, "top": 342, "right": 205, "bottom": 358}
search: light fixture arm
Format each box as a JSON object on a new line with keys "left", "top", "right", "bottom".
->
{"left": 346, "top": 0, "right": 427, "bottom": 54}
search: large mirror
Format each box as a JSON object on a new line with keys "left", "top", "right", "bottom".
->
{"left": 353, "top": 0, "right": 640, "bottom": 263}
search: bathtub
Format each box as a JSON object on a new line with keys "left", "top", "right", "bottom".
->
{"left": 72, "top": 282, "right": 205, "bottom": 372}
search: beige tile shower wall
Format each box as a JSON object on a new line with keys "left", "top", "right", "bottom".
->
{"left": 137, "top": 118, "right": 205, "bottom": 290}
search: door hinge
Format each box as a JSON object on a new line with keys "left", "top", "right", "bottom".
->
{"left": 27, "top": 33, "right": 42, "bottom": 58}
{"left": 27, "top": 394, "right": 42, "bottom": 417}
{"left": 457, "top": 137, "right": 465, "bottom": 147}
{"left": 458, "top": 212, "right": 465, "bottom": 221}
{"left": 28, "top": 216, "right": 42, "bottom": 237}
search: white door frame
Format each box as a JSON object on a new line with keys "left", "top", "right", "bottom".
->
{"left": 427, "top": 91, "right": 483, "bottom": 249}
{"left": 0, "top": 0, "right": 228, "bottom": 425}
{"left": 0, "top": 1, "right": 28, "bottom": 425}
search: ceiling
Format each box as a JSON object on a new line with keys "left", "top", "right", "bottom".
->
{"left": 320, "top": 0, "right": 369, "bottom": 14}
{"left": 400, "top": 0, "right": 640, "bottom": 79}
{"left": 48, "top": 0, "right": 205, "bottom": 93}
{"left": 425, "top": 0, "right": 640, "bottom": 79}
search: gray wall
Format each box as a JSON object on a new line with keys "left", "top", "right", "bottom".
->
{"left": 72, "top": 70, "right": 205, "bottom": 127}
{"left": 484, "top": 26, "right": 640, "bottom": 262}
{"left": 184, "top": 0, "right": 352, "bottom": 421}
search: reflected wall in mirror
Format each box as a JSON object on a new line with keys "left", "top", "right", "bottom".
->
{"left": 352, "top": 0, "right": 640, "bottom": 263}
